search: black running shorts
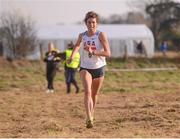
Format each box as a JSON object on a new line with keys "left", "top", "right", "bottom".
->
{"left": 80, "top": 66, "right": 105, "bottom": 79}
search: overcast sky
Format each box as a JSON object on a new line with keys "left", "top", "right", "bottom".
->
{"left": 0, "top": 0, "right": 133, "bottom": 25}
{"left": 0, "top": 0, "right": 180, "bottom": 25}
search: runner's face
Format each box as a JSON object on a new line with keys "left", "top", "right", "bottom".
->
{"left": 86, "top": 18, "right": 97, "bottom": 32}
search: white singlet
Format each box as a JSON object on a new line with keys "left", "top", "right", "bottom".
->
{"left": 80, "top": 31, "right": 106, "bottom": 69}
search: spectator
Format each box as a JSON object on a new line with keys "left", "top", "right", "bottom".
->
{"left": 137, "top": 41, "right": 143, "bottom": 54}
{"left": 160, "top": 41, "right": 168, "bottom": 57}
{"left": 44, "top": 42, "right": 61, "bottom": 93}
{"left": 57, "top": 42, "right": 80, "bottom": 94}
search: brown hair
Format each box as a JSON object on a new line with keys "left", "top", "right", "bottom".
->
{"left": 84, "top": 11, "right": 99, "bottom": 24}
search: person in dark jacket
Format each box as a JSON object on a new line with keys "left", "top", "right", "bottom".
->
{"left": 44, "top": 42, "right": 61, "bottom": 93}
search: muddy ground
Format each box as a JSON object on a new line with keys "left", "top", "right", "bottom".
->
{"left": 0, "top": 87, "right": 179, "bottom": 138}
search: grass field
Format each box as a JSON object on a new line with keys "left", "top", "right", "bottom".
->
{"left": 0, "top": 52, "right": 180, "bottom": 137}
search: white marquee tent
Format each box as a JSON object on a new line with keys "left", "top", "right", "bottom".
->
{"left": 28, "top": 24, "right": 154, "bottom": 59}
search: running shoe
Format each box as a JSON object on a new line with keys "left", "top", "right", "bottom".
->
{"left": 86, "top": 119, "right": 93, "bottom": 128}
{"left": 46, "top": 89, "right": 50, "bottom": 93}
{"left": 50, "top": 89, "right": 54, "bottom": 93}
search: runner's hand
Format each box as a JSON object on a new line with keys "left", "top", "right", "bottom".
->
{"left": 67, "top": 58, "right": 73, "bottom": 64}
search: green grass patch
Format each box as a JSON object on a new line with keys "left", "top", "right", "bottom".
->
{"left": 0, "top": 57, "right": 179, "bottom": 94}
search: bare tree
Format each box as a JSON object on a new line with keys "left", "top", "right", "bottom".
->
{"left": 125, "top": 12, "right": 147, "bottom": 24}
{"left": 99, "top": 14, "right": 124, "bottom": 24}
{"left": 128, "top": 0, "right": 180, "bottom": 49}
{"left": 0, "top": 11, "right": 37, "bottom": 59}
{"left": 146, "top": 0, "right": 180, "bottom": 47}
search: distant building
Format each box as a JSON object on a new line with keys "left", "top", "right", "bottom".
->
{"left": 2, "top": 24, "right": 155, "bottom": 60}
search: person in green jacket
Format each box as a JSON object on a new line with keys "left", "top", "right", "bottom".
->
{"left": 58, "top": 42, "right": 80, "bottom": 94}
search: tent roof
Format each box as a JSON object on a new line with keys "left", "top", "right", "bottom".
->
{"left": 37, "top": 24, "right": 154, "bottom": 40}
